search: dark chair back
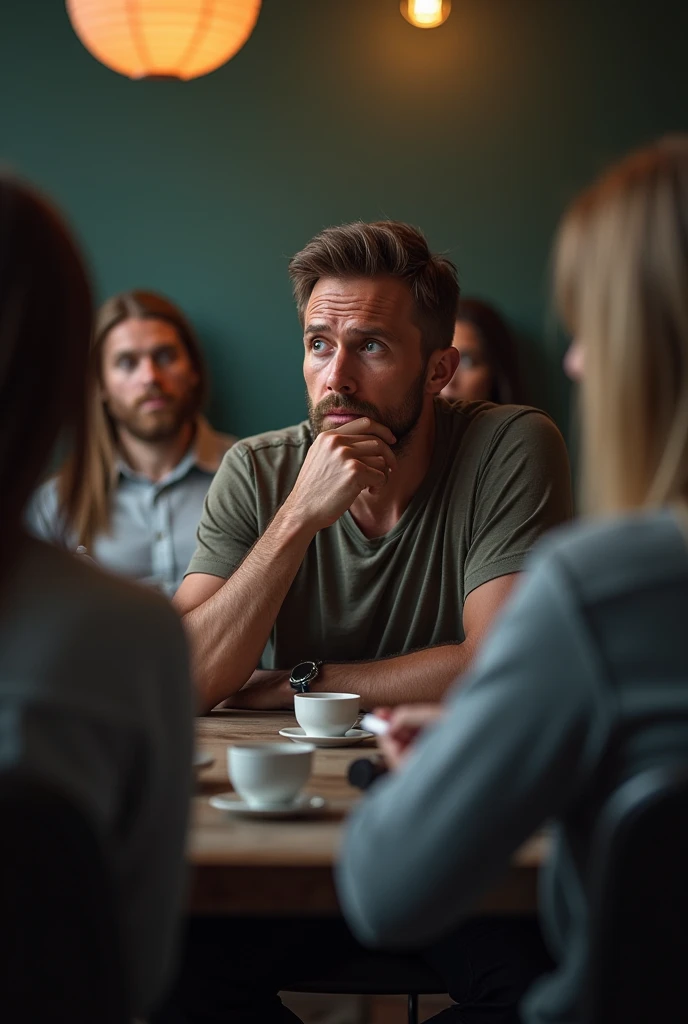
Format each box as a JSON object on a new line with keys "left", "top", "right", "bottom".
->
{"left": 286, "top": 951, "right": 445, "bottom": 1024}
{"left": 585, "top": 764, "right": 688, "bottom": 1024}
{"left": 0, "top": 771, "right": 129, "bottom": 1024}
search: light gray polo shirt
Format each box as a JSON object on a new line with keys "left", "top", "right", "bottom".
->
{"left": 27, "top": 417, "right": 234, "bottom": 596}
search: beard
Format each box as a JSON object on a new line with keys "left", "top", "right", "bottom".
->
{"left": 106, "top": 385, "right": 200, "bottom": 443}
{"left": 307, "top": 372, "right": 426, "bottom": 456}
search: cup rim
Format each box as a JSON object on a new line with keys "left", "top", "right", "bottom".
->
{"left": 293, "top": 692, "right": 360, "bottom": 701}
{"left": 228, "top": 742, "right": 315, "bottom": 756}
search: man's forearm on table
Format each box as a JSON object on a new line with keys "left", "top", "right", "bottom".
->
{"left": 314, "top": 642, "right": 475, "bottom": 707}
{"left": 183, "top": 509, "right": 314, "bottom": 712}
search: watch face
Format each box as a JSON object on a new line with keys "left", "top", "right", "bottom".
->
{"left": 291, "top": 661, "right": 315, "bottom": 684}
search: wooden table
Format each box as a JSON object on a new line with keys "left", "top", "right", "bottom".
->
{"left": 189, "top": 710, "right": 547, "bottom": 916}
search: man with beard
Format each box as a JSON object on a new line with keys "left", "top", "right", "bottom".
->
{"left": 28, "top": 290, "right": 234, "bottom": 596}
{"left": 154, "top": 222, "right": 572, "bottom": 1024}
{"left": 175, "top": 221, "right": 571, "bottom": 714}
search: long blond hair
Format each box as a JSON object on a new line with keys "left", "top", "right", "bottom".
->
{"left": 555, "top": 136, "right": 688, "bottom": 515}
{"left": 58, "top": 290, "right": 208, "bottom": 548}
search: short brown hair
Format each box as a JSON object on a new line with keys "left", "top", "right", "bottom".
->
{"left": 0, "top": 173, "right": 93, "bottom": 576}
{"left": 288, "top": 220, "right": 459, "bottom": 355}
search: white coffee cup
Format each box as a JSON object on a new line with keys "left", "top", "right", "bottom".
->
{"left": 294, "top": 692, "right": 360, "bottom": 737}
{"left": 227, "top": 743, "right": 314, "bottom": 808}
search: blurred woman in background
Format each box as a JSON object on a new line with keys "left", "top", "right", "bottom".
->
{"left": 441, "top": 297, "right": 525, "bottom": 404}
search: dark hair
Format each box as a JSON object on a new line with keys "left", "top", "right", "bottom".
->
{"left": 0, "top": 174, "right": 93, "bottom": 574}
{"left": 61, "top": 289, "right": 208, "bottom": 548}
{"left": 288, "top": 220, "right": 459, "bottom": 356}
{"left": 456, "top": 298, "right": 525, "bottom": 404}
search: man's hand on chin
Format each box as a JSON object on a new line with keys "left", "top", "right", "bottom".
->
{"left": 221, "top": 670, "right": 294, "bottom": 711}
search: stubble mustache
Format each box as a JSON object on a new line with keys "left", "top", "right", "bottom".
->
{"left": 308, "top": 393, "right": 383, "bottom": 434}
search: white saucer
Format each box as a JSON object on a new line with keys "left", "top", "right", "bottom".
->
{"left": 278, "top": 726, "right": 374, "bottom": 747}
{"left": 209, "top": 793, "right": 327, "bottom": 819}
{"left": 194, "top": 750, "right": 215, "bottom": 769}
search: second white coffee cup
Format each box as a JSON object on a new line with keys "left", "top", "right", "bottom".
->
{"left": 294, "top": 692, "right": 360, "bottom": 737}
{"left": 227, "top": 743, "right": 314, "bottom": 808}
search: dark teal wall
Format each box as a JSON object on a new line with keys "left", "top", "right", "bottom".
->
{"left": 1, "top": 0, "right": 686, "bottom": 437}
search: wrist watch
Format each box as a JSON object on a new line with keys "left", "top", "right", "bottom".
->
{"left": 289, "top": 660, "right": 323, "bottom": 694}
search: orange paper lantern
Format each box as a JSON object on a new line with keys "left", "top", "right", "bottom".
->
{"left": 66, "top": 0, "right": 262, "bottom": 80}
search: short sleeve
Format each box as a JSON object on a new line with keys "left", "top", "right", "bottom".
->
{"left": 463, "top": 410, "right": 572, "bottom": 597}
{"left": 185, "top": 444, "right": 260, "bottom": 580}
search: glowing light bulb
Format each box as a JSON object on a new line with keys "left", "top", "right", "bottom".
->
{"left": 401, "top": 0, "right": 451, "bottom": 29}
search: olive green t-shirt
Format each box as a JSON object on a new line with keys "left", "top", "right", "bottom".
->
{"left": 187, "top": 400, "right": 572, "bottom": 668}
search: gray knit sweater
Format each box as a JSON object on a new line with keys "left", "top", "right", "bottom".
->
{"left": 338, "top": 510, "right": 688, "bottom": 1024}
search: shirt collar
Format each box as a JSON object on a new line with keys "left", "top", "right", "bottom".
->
{"left": 193, "top": 415, "right": 234, "bottom": 473}
{"left": 117, "top": 416, "right": 234, "bottom": 484}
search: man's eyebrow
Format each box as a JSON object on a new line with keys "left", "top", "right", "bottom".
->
{"left": 304, "top": 323, "right": 394, "bottom": 340}
{"left": 111, "top": 343, "right": 178, "bottom": 359}
{"left": 347, "top": 325, "right": 394, "bottom": 341}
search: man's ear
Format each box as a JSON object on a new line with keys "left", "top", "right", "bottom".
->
{"left": 425, "top": 346, "right": 460, "bottom": 395}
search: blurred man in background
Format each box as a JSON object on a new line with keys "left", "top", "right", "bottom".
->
{"left": 28, "top": 290, "right": 234, "bottom": 596}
